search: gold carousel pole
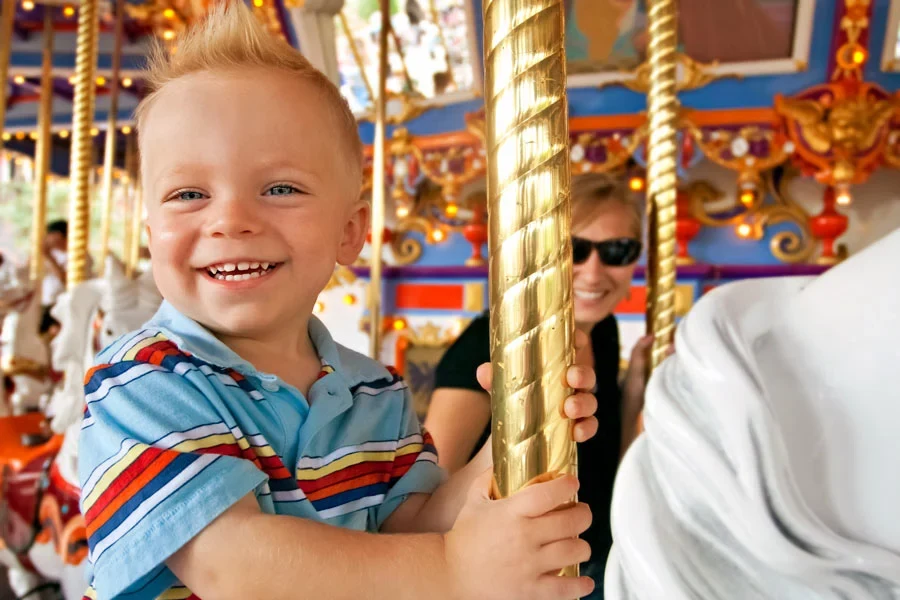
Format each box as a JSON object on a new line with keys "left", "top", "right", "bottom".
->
{"left": 0, "top": 0, "right": 16, "bottom": 153}
{"left": 122, "top": 130, "right": 136, "bottom": 272}
{"left": 644, "top": 0, "right": 679, "bottom": 370}
{"left": 30, "top": 8, "right": 55, "bottom": 283}
{"left": 66, "top": 0, "right": 100, "bottom": 289}
{"left": 128, "top": 157, "right": 142, "bottom": 274}
{"left": 337, "top": 12, "right": 376, "bottom": 103}
{"left": 367, "top": 0, "right": 389, "bottom": 359}
{"left": 98, "top": 0, "right": 125, "bottom": 275}
{"left": 483, "top": 0, "right": 578, "bottom": 574}
{"left": 427, "top": 0, "right": 454, "bottom": 87}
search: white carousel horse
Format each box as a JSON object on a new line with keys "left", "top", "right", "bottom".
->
{"left": 0, "top": 262, "right": 53, "bottom": 600}
{"left": 1, "top": 256, "right": 161, "bottom": 600}
{"left": 605, "top": 228, "right": 900, "bottom": 599}
{"left": 0, "top": 261, "right": 52, "bottom": 417}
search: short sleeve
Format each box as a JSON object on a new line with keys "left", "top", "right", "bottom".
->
{"left": 433, "top": 312, "right": 491, "bottom": 392}
{"left": 79, "top": 360, "right": 268, "bottom": 600}
{"left": 372, "top": 385, "right": 446, "bottom": 529}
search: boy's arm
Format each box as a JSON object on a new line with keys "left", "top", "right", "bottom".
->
{"left": 382, "top": 439, "right": 490, "bottom": 533}
{"left": 169, "top": 494, "right": 451, "bottom": 600}
{"left": 171, "top": 475, "right": 593, "bottom": 600}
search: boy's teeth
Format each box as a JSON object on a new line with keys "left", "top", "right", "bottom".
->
{"left": 223, "top": 263, "right": 236, "bottom": 272}
{"left": 250, "top": 271, "right": 260, "bottom": 278}
{"left": 261, "top": 262, "right": 269, "bottom": 270}
{"left": 250, "top": 262, "right": 260, "bottom": 269}
{"left": 225, "top": 274, "right": 235, "bottom": 281}
{"left": 208, "top": 266, "right": 218, "bottom": 274}
{"left": 237, "top": 261, "right": 249, "bottom": 270}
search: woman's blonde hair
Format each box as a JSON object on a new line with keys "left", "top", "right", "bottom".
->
{"left": 134, "top": 1, "right": 363, "bottom": 187}
{"left": 571, "top": 174, "right": 643, "bottom": 238}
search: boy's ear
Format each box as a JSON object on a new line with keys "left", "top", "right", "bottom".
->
{"left": 336, "top": 200, "right": 371, "bottom": 266}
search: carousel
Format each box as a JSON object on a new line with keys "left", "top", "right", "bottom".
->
{"left": 1, "top": 0, "right": 899, "bottom": 598}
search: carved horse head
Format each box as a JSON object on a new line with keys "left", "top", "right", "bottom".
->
{"left": 606, "top": 229, "right": 900, "bottom": 599}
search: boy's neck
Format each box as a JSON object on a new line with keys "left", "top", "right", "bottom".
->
{"left": 216, "top": 317, "right": 322, "bottom": 397}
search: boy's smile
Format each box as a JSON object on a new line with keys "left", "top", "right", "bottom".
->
{"left": 201, "top": 260, "right": 282, "bottom": 283}
{"left": 139, "top": 68, "right": 368, "bottom": 346}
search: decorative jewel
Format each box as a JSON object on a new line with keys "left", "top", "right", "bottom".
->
{"left": 570, "top": 144, "right": 585, "bottom": 163}
{"left": 730, "top": 137, "right": 750, "bottom": 158}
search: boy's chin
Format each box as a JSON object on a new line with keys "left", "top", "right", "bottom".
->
{"left": 190, "top": 301, "right": 299, "bottom": 339}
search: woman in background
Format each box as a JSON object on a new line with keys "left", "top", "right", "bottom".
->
{"left": 425, "top": 175, "right": 660, "bottom": 599}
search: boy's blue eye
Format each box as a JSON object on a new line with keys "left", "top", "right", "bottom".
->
{"left": 266, "top": 185, "right": 299, "bottom": 196}
{"left": 178, "top": 191, "right": 205, "bottom": 201}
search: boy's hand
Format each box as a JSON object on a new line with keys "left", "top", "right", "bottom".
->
{"left": 444, "top": 470, "right": 594, "bottom": 600}
{"left": 474, "top": 328, "right": 599, "bottom": 443}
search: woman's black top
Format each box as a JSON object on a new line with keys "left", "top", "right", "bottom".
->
{"left": 433, "top": 312, "right": 622, "bottom": 573}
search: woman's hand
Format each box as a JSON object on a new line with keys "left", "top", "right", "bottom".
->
{"left": 472, "top": 328, "right": 599, "bottom": 443}
{"left": 620, "top": 335, "right": 674, "bottom": 451}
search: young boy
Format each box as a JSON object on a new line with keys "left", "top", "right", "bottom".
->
{"left": 78, "top": 4, "right": 599, "bottom": 599}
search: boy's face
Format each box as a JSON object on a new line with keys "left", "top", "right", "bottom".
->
{"left": 141, "top": 68, "right": 368, "bottom": 339}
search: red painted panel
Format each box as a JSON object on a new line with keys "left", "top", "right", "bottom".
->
{"left": 395, "top": 284, "right": 464, "bottom": 310}
{"left": 614, "top": 286, "right": 648, "bottom": 314}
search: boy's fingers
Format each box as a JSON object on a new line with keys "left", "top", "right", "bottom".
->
{"left": 509, "top": 474, "right": 579, "bottom": 518}
{"left": 476, "top": 363, "right": 492, "bottom": 392}
{"left": 564, "top": 392, "right": 597, "bottom": 421}
{"left": 566, "top": 365, "right": 596, "bottom": 392}
{"left": 531, "top": 502, "right": 592, "bottom": 544}
{"left": 572, "top": 417, "right": 598, "bottom": 443}
{"left": 536, "top": 574, "right": 595, "bottom": 600}
{"left": 574, "top": 328, "right": 590, "bottom": 351}
{"left": 538, "top": 538, "right": 592, "bottom": 573}
{"left": 468, "top": 467, "right": 495, "bottom": 502}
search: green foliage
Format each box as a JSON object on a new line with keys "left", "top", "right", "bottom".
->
{"left": 349, "top": 0, "right": 399, "bottom": 21}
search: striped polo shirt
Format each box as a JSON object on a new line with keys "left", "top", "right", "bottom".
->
{"left": 78, "top": 301, "right": 444, "bottom": 600}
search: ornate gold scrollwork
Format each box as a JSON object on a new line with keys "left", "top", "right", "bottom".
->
{"left": 600, "top": 53, "right": 740, "bottom": 93}
{"left": 390, "top": 216, "right": 431, "bottom": 266}
{"left": 684, "top": 169, "right": 815, "bottom": 264}
{"left": 569, "top": 125, "right": 647, "bottom": 175}
{"left": 683, "top": 118, "right": 792, "bottom": 190}
{"left": 322, "top": 265, "right": 356, "bottom": 291}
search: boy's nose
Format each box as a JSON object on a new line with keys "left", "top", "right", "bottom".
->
{"left": 207, "top": 198, "right": 262, "bottom": 238}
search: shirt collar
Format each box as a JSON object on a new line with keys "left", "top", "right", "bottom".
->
{"left": 147, "top": 300, "right": 345, "bottom": 378}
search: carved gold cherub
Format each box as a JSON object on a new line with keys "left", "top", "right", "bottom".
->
{"left": 776, "top": 93, "right": 898, "bottom": 156}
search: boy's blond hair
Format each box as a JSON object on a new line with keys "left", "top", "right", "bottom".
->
{"left": 135, "top": 1, "right": 363, "bottom": 189}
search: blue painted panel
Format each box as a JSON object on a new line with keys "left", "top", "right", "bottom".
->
{"left": 10, "top": 51, "right": 148, "bottom": 72}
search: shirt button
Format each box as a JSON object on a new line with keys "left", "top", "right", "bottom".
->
{"left": 261, "top": 381, "right": 279, "bottom": 392}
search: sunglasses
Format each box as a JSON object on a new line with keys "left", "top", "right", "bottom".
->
{"left": 572, "top": 236, "right": 642, "bottom": 266}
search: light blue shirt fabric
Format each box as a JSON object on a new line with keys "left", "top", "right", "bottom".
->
{"left": 78, "top": 301, "right": 444, "bottom": 599}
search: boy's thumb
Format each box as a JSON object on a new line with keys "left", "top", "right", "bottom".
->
{"left": 469, "top": 466, "right": 497, "bottom": 502}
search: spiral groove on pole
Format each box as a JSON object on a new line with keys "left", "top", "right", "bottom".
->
{"left": 645, "top": 0, "right": 679, "bottom": 369}
{"left": 67, "top": 0, "right": 101, "bottom": 289}
{"left": 483, "top": 0, "right": 577, "bottom": 579}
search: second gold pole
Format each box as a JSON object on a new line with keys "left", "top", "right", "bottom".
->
{"left": 99, "top": 0, "right": 126, "bottom": 273}
{"left": 367, "top": 0, "right": 389, "bottom": 359}
{"left": 30, "top": 10, "right": 55, "bottom": 283}
{"left": 645, "top": 0, "right": 679, "bottom": 370}
{"left": 67, "top": 0, "right": 101, "bottom": 289}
